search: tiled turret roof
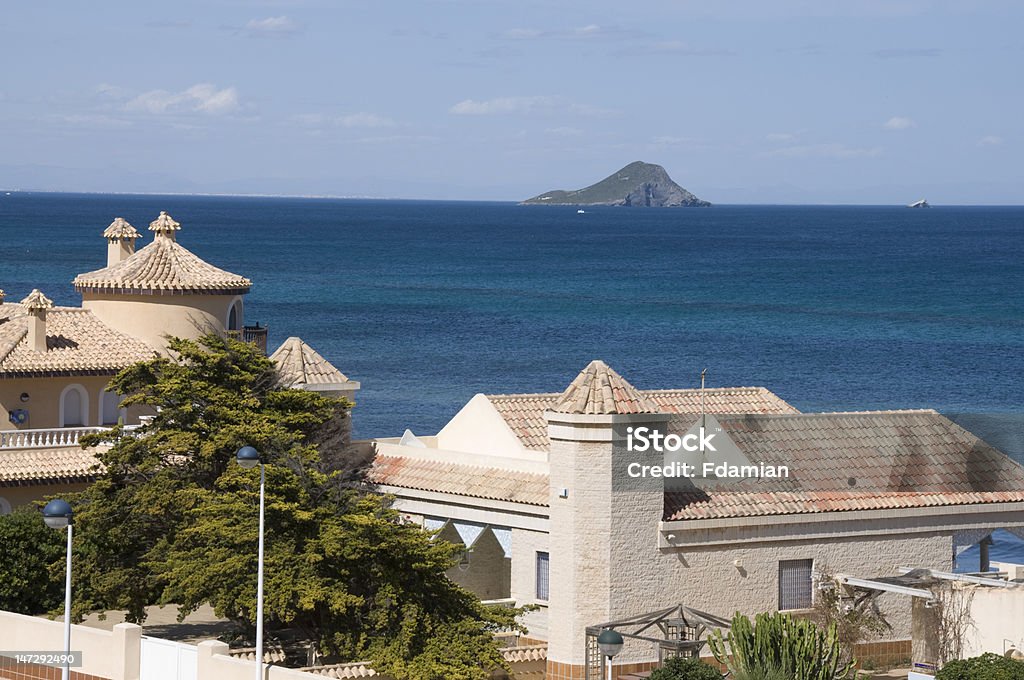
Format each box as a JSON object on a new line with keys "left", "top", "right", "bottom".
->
{"left": 548, "top": 359, "right": 661, "bottom": 415}
{"left": 20, "top": 289, "right": 53, "bottom": 311}
{"left": 270, "top": 337, "right": 356, "bottom": 390}
{"left": 74, "top": 213, "right": 251, "bottom": 295}
{"left": 103, "top": 217, "right": 141, "bottom": 240}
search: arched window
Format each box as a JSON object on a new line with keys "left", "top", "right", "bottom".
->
{"left": 60, "top": 384, "right": 89, "bottom": 427}
{"left": 101, "top": 389, "right": 123, "bottom": 426}
{"left": 228, "top": 299, "right": 243, "bottom": 331}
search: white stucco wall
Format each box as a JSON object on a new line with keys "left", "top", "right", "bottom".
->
{"left": 961, "top": 584, "right": 1024, "bottom": 658}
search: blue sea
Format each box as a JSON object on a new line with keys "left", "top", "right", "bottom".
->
{"left": 1, "top": 192, "right": 1022, "bottom": 566}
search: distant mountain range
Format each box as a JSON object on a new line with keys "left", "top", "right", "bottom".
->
{"left": 522, "top": 161, "right": 710, "bottom": 207}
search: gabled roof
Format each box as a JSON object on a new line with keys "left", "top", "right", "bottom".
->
{"left": 0, "top": 303, "right": 155, "bottom": 376}
{"left": 549, "top": 360, "right": 660, "bottom": 415}
{"left": 270, "top": 337, "right": 357, "bottom": 390}
{"left": 74, "top": 214, "right": 251, "bottom": 295}
{"left": 20, "top": 289, "right": 53, "bottom": 311}
{"left": 664, "top": 410, "right": 1024, "bottom": 520}
{"left": 487, "top": 386, "right": 798, "bottom": 451}
{"left": 0, "top": 446, "right": 102, "bottom": 483}
{"left": 370, "top": 453, "right": 549, "bottom": 506}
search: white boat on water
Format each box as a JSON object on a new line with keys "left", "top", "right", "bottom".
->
{"left": 908, "top": 199, "right": 930, "bottom": 208}
{"left": 577, "top": 209, "right": 585, "bottom": 214}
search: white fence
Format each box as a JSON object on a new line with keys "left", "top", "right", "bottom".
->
{"left": 0, "top": 426, "right": 106, "bottom": 449}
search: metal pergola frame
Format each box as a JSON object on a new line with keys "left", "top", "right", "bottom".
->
{"left": 584, "top": 605, "right": 731, "bottom": 680}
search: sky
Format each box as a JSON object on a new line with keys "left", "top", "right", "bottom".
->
{"left": 1, "top": 0, "right": 1022, "bottom": 203}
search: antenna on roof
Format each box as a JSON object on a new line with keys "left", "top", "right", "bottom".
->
{"left": 700, "top": 368, "right": 707, "bottom": 430}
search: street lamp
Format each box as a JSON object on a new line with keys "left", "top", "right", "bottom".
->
{"left": 597, "top": 629, "right": 624, "bottom": 680}
{"left": 43, "top": 499, "right": 74, "bottom": 680}
{"left": 236, "top": 446, "right": 265, "bottom": 680}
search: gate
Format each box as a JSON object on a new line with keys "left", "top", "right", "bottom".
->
{"left": 140, "top": 636, "right": 198, "bottom": 680}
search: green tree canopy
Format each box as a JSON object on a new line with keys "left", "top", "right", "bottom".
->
{"left": 70, "top": 334, "right": 519, "bottom": 679}
{"left": 0, "top": 507, "right": 66, "bottom": 614}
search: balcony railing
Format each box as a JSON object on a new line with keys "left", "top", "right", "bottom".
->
{"left": 227, "top": 323, "right": 268, "bottom": 354}
{"left": 0, "top": 426, "right": 108, "bottom": 450}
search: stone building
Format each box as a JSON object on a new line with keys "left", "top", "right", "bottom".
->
{"left": 0, "top": 212, "right": 355, "bottom": 513}
{"left": 369, "top": 360, "right": 1024, "bottom": 679}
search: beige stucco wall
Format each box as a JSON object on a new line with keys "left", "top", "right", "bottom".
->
{"left": 0, "top": 375, "right": 142, "bottom": 430}
{"left": 0, "top": 482, "right": 91, "bottom": 513}
{"left": 962, "top": 584, "right": 1024, "bottom": 658}
{"left": 82, "top": 292, "right": 242, "bottom": 352}
{"left": 437, "top": 523, "right": 512, "bottom": 601}
{"left": 510, "top": 527, "right": 550, "bottom": 640}
{"left": 436, "top": 394, "right": 546, "bottom": 461}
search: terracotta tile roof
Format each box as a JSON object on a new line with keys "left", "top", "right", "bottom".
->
{"left": 73, "top": 216, "right": 251, "bottom": 295}
{"left": 270, "top": 337, "right": 353, "bottom": 388}
{"left": 370, "top": 453, "right": 549, "bottom": 506}
{"left": 549, "top": 360, "right": 661, "bottom": 415}
{"left": 501, "top": 645, "right": 548, "bottom": 663}
{"left": 0, "top": 304, "right": 156, "bottom": 376}
{"left": 0, "top": 446, "right": 102, "bottom": 483}
{"left": 487, "top": 387, "right": 798, "bottom": 451}
{"left": 664, "top": 411, "right": 1024, "bottom": 520}
{"left": 103, "top": 217, "right": 141, "bottom": 240}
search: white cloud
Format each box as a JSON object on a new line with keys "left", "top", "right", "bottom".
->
{"left": 501, "top": 24, "right": 642, "bottom": 41}
{"left": 765, "top": 143, "right": 882, "bottom": 159}
{"left": 978, "top": 135, "right": 1003, "bottom": 146}
{"left": 245, "top": 16, "right": 301, "bottom": 37}
{"left": 126, "top": 84, "right": 239, "bottom": 115}
{"left": 884, "top": 116, "right": 916, "bottom": 130}
{"left": 450, "top": 95, "right": 613, "bottom": 117}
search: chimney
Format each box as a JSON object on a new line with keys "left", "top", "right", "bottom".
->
{"left": 0, "top": 289, "right": 5, "bottom": 305}
{"left": 149, "top": 211, "right": 181, "bottom": 242}
{"left": 103, "top": 217, "right": 141, "bottom": 266}
{"left": 20, "top": 289, "right": 53, "bottom": 353}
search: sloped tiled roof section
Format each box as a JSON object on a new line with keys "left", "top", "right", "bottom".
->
{"left": 74, "top": 214, "right": 251, "bottom": 295}
{"left": 270, "top": 337, "right": 352, "bottom": 388}
{"left": 488, "top": 386, "right": 799, "bottom": 451}
{"left": 0, "top": 304, "right": 156, "bottom": 376}
{"left": 664, "top": 410, "right": 1024, "bottom": 520}
{"left": 549, "top": 360, "right": 661, "bottom": 415}
{"left": 0, "top": 446, "right": 103, "bottom": 483}
{"left": 370, "top": 453, "right": 549, "bottom": 506}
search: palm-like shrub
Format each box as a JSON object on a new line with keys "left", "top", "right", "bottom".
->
{"left": 708, "top": 612, "right": 856, "bottom": 680}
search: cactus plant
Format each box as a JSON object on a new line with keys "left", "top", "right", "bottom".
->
{"left": 708, "top": 612, "right": 857, "bottom": 680}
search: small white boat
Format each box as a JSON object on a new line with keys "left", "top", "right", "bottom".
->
{"left": 907, "top": 199, "right": 930, "bottom": 208}
{"left": 577, "top": 209, "right": 585, "bottom": 214}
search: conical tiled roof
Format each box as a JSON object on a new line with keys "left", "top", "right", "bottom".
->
{"left": 149, "top": 211, "right": 181, "bottom": 233}
{"left": 549, "top": 360, "right": 661, "bottom": 415}
{"left": 74, "top": 214, "right": 251, "bottom": 295}
{"left": 103, "top": 217, "right": 141, "bottom": 240}
{"left": 270, "top": 337, "right": 356, "bottom": 389}
{"left": 20, "top": 289, "right": 53, "bottom": 311}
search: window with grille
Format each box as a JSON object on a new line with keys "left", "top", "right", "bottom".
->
{"left": 536, "top": 552, "right": 550, "bottom": 601}
{"left": 778, "top": 559, "right": 813, "bottom": 610}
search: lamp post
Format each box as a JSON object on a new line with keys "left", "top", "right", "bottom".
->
{"left": 43, "top": 499, "right": 74, "bottom": 680}
{"left": 236, "top": 446, "right": 265, "bottom": 680}
{"left": 597, "top": 629, "right": 624, "bottom": 680}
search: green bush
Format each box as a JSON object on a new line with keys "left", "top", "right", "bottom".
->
{"left": 648, "top": 656, "right": 723, "bottom": 680}
{"left": 936, "top": 653, "right": 1024, "bottom": 680}
{"left": 0, "top": 507, "right": 66, "bottom": 614}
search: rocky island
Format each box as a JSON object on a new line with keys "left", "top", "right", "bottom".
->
{"left": 522, "top": 161, "right": 710, "bottom": 207}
